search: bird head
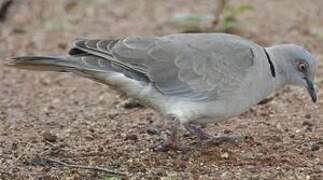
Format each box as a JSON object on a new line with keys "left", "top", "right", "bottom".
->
{"left": 270, "top": 44, "right": 317, "bottom": 103}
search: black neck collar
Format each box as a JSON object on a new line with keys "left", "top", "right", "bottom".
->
{"left": 263, "top": 47, "right": 276, "bottom": 78}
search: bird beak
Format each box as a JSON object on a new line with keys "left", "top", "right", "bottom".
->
{"left": 305, "top": 77, "right": 317, "bottom": 103}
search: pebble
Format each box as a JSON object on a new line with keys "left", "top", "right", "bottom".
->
{"left": 146, "top": 127, "right": 160, "bottom": 135}
{"left": 302, "top": 121, "right": 313, "bottom": 127}
{"left": 224, "top": 129, "right": 233, "bottom": 134}
{"left": 152, "top": 168, "right": 167, "bottom": 176}
{"left": 42, "top": 131, "right": 57, "bottom": 142}
{"left": 125, "top": 134, "right": 138, "bottom": 141}
{"left": 221, "top": 152, "right": 229, "bottom": 159}
{"left": 108, "top": 113, "right": 119, "bottom": 119}
{"left": 123, "top": 99, "right": 144, "bottom": 109}
{"left": 310, "top": 143, "right": 320, "bottom": 151}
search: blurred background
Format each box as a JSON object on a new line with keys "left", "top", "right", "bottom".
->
{"left": 0, "top": 0, "right": 323, "bottom": 179}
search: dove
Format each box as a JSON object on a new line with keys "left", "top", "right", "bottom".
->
{"left": 6, "top": 33, "right": 317, "bottom": 150}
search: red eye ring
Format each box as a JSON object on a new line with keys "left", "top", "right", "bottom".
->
{"left": 298, "top": 63, "right": 306, "bottom": 72}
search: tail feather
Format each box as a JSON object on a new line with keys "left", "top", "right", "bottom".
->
{"left": 6, "top": 55, "right": 149, "bottom": 84}
{"left": 6, "top": 56, "right": 79, "bottom": 72}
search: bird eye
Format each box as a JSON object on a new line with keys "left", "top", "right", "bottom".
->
{"left": 298, "top": 63, "right": 306, "bottom": 72}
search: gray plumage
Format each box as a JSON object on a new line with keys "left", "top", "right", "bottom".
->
{"left": 7, "top": 33, "right": 317, "bottom": 149}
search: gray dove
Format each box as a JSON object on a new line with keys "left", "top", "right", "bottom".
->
{"left": 6, "top": 33, "right": 317, "bottom": 150}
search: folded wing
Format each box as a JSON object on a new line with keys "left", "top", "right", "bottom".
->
{"left": 70, "top": 34, "right": 255, "bottom": 101}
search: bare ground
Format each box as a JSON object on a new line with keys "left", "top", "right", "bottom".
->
{"left": 0, "top": 0, "right": 323, "bottom": 179}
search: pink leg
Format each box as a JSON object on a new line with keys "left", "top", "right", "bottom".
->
{"left": 153, "top": 116, "right": 189, "bottom": 151}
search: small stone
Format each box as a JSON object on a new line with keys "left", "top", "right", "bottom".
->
{"left": 57, "top": 43, "right": 67, "bottom": 50}
{"left": 224, "top": 129, "right": 233, "bottom": 134}
{"left": 73, "top": 100, "right": 79, "bottom": 105}
{"left": 146, "top": 116, "right": 153, "bottom": 123}
{"left": 306, "top": 175, "right": 310, "bottom": 180}
{"left": 244, "top": 135, "right": 254, "bottom": 142}
{"left": 42, "top": 131, "right": 57, "bottom": 142}
{"left": 84, "top": 135, "right": 94, "bottom": 141}
{"left": 108, "top": 113, "right": 118, "bottom": 119}
{"left": 304, "top": 114, "right": 311, "bottom": 119}
{"left": 302, "top": 121, "right": 313, "bottom": 127}
{"left": 97, "top": 146, "right": 104, "bottom": 152}
{"left": 152, "top": 168, "right": 167, "bottom": 176}
{"left": 221, "top": 152, "right": 229, "bottom": 159}
{"left": 305, "top": 126, "right": 313, "bottom": 132}
{"left": 12, "top": 28, "right": 26, "bottom": 34}
{"left": 272, "top": 145, "right": 280, "bottom": 150}
{"left": 88, "top": 128, "right": 95, "bottom": 133}
{"left": 123, "top": 99, "right": 144, "bottom": 109}
{"left": 310, "top": 143, "right": 320, "bottom": 151}
{"left": 125, "top": 134, "right": 138, "bottom": 141}
{"left": 255, "top": 141, "right": 262, "bottom": 146}
{"left": 146, "top": 127, "right": 160, "bottom": 135}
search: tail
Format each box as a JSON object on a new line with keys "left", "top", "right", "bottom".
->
{"left": 6, "top": 55, "right": 149, "bottom": 85}
{"left": 5, "top": 56, "right": 80, "bottom": 72}
{"left": 6, "top": 55, "right": 149, "bottom": 95}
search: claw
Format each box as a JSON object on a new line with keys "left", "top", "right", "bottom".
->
{"left": 152, "top": 115, "right": 190, "bottom": 152}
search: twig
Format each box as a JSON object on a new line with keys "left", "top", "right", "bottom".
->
{"left": 46, "top": 158, "right": 127, "bottom": 178}
{"left": 15, "top": 143, "right": 31, "bottom": 163}
{"left": 212, "top": 0, "right": 227, "bottom": 26}
{"left": 0, "top": 0, "right": 14, "bottom": 22}
{"left": 0, "top": 170, "right": 13, "bottom": 178}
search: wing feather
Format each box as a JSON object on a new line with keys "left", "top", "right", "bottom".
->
{"left": 70, "top": 34, "right": 255, "bottom": 101}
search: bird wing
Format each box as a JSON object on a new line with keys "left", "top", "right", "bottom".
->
{"left": 70, "top": 34, "right": 255, "bottom": 101}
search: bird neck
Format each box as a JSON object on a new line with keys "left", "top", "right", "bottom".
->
{"left": 265, "top": 47, "right": 289, "bottom": 90}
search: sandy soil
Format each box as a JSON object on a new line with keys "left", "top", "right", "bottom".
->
{"left": 0, "top": 0, "right": 323, "bottom": 179}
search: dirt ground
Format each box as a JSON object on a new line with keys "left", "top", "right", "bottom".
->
{"left": 0, "top": 0, "right": 323, "bottom": 179}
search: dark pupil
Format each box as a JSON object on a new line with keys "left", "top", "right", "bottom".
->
{"left": 300, "top": 64, "right": 305, "bottom": 70}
